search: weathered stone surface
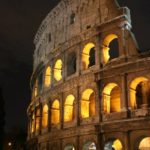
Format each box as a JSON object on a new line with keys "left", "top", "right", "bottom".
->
{"left": 27, "top": 0, "right": 150, "bottom": 150}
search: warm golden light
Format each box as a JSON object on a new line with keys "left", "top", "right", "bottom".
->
{"left": 44, "top": 66, "right": 51, "bottom": 87}
{"left": 103, "top": 83, "right": 121, "bottom": 113}
{"left": 81, "top": 89, "right": 95, "bottom": 118}
{"left": 34, "top": 79, "right": 38, "bottom": 97}
{"left": 31, "top": 114, "right": 35, "bottom": 133}
{"left": 51, "top": 100, "right": 60, "bottom": 125}
{"left": 102, "top": 34, "right": 118, "bottom": 64}
{"left": 64, "top": 95, "right": 75, "bottom": 122}
{"left": 42, "top": 104, "right": 49, "bottom": 128}
{"left": 35, "top": 109, "right": 40, "bottom": 131}
{"left": 82, "top": 43, "right": 95, "bottom": 70}
{"left": 139, "top": 137, "right": 150, "bottom": 150}
{"left": 54, "top": 59, "right": 63, "bottom": 81}
{"left": 130, "top": 77, "right": 149, "bottom": 109}
{"left": 112, "top": 139, "right": 123, "bottom": 150}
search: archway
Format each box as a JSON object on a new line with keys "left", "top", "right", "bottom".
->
{"left": 54, "top": 59, "right": 63, "bottom": 81}
{"left": 82, "top": 141, "right": 96, "bottom": 150}
{"left": 64, "top": 144, "right": 75, "bottom": 150}
{"left": 130, "top": 77, "right": 150, "bottom": 109}
{"left": 51, "top": 100, "right": 60, "bottom": 125}
{"left": 103, "top": 83, "right": 121, "bottom": 114}
{"left": 82, "top": 43, "right": 95, "bottom": 70}
{"left": 104, "top": 139, "right": 123, "bottom": 150}
{"left": 139, "top": 137, "right": 150, "bottom": 150}
{"left": 42, "top": 104, "right": 49, "bottom": 128}
{"left": 81, "top": 89, "right": 96, "bottom": 118}
{"left": 67, "top": 52, "right": 77, "bottom": 76}
{"left": 44, "top": 66, "right": 51, "bottom": 87}
{"left": 102, "top": 34, "right": 119, "bottom": 64}
{"left": 35, "top": 108, "right": 40, "bottom": 131}
{"left": 64, "top": 95, "right": 75, "bottom": 122}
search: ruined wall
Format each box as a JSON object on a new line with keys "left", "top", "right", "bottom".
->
{"left": 33, "top": 0, "right": 129, "bottom": 70}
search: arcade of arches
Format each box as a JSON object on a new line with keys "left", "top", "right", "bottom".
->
{"left": 32, "top": 34, "right": 120, "bottom": 98}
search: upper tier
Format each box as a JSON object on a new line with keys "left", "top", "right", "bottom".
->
{"left": 33, "top": 0, "right": 131, "bottom": 70}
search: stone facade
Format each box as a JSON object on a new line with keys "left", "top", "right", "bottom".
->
{"left": 27, "top": 0, "right": 150, "bottom": 149}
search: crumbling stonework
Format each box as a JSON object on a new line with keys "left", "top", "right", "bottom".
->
{"left": 27, "top": 0, "right": 150, "bottom": 149}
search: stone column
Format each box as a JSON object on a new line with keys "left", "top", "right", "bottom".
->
{"left": 120, "top": 74, "right": 128, "bottom": 112}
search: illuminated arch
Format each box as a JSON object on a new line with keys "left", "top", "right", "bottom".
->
{"left": 34, "top": 79, "right": 38, "bottom": 97}
{"left": 139, "top": 137, "right": 150, "bottom": 150}
{"left": 35, "top": 108, "right": 40, "bottom": 131}
{"left": 64, "top": 95, "right": 75, "bottom": 122}
{"left": 54, "top": 59, "right": 63, "bottom": 81}
{"left": 44, "top": 66, "right": 51, "bottom": 87}
{"left": 64, "top": 144, "right": 75, "bottom": 150}
{"left": 102, "top": 34, "right": 119, "bottom": 64}
{"left": 82, "top": 141, "right": 96, "bottom": 150}
{"left": 130, "top": 77, "right": 150, "bottom": 109}
{"left": 104, "top": 139, "right": 123, "bottom": 150}
{"left": 42, "top": 104, "right": 49, "bottom": 128}
{"left": 31, "top": 114, "right": 35, "bottom": 133}
{"left": 81, "top": 89, "right": 96, "bottom": 118}
{"left": 51, "top": 100, "right": 60, "bottom": 125}
{"left": 82, "top": 43, "right": 95, "bottom": 70}
{"left": 103, "top": 83, "right": 121, "bottom": 113}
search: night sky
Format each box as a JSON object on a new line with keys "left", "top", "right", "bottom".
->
{"left": 0, "top": 0, "right": 150, "bottom": 132}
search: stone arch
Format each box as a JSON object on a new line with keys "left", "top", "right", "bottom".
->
{"left": 51, "top": 100, "right": 60, "bottom": 125}
{"left": 102, "top": 34, "right": 119, "bottom": 64}
{"left": 35, "top": 108, "right": 40, "bottom": 131}
{"left": 129, "top": 77, "right": 150, "bottom": 109}
{"left": 64, "top": 95, "right": 75, "bottom": 122}
{"left": 102, "top": 83, "right": 121, "bottom": 114}
{"left": 44, "top": 66, "right": 51, "bottom": 87}
{"left": 138, "top": 137, "right": 150, "bottom": 150}
{"left": 82, "top": 141, "right": 96, "bottom": 150}
{"left": 54, "top": 59, "right": 63, "bottom": 81}
{"left": 67, "top": 52, "right": 77, "bottom": 76}
{"left": 64, "top": 144, "right": 75, "bottom": 150}
{"left": 42, "top": 104, "right": 49, "bottom": 128}
{"left": 82, "top": 43, "right": 95, "bottom": 70}
{"left": 34, "top": 79, "right": 38, "bottom": 97}
{"left": 31, "top": 113, "right": 35, "bottom": 133}
{"left": 81, "top": 89, "right": 96, "bottom": 118}
{"left": 104, "top": 139, "right": 123, "bottom": 150}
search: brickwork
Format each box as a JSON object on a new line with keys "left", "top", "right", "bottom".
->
{"left": 27, "top": 0, "right": 150, "bottom": 149}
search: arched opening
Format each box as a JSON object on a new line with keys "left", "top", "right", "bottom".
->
{"left": 64, "top": 144, "right": 75, "bottom": 150}
{"left": 42, "top": 104, "right": 49, "bottom": 128}
{"left": 64, "top": 95, "right": 75, "bottom": 122}
{"left": 70, "top": 13, "right": 75, "bottom": 24}
{"left": 102, "top": 34, "right": 119, "bottom": 64}
{"left": 82, "top": 43, "right": 95, "bottom": 70}
{"left": 67, "top": 52, "right": 77, "bottom": 76}
{"left": 38, "top": 72, "right": 43, "bottom": 93}
{"left": 130, "top": 77, "right": 150, "bottom": 109}
{"left": 82, "top": 141, "right": 96, "bottom": 150}
{"left": 35, "top": 108, "right": 40, "bottom": 131}
{"left": 103, "top": 83, "right": 121, "bottom": 114}
{"left": 34, "top": 79, "right": 38, "bottom": 97}
{"left": 81, "top": 89, "right": 96, "bottom": 118}
{"left": 31, "top": 114, "right": 35, "bottom": 133}
{"left": 51, "top": 100, "right": 60, "bottom": 125}
{"left": 139, "top": 137, "right": 150, "bottom": 150}
{"left": 104, "top": 139, "right": 123, "bottom": 150}
{"left": 44, "top": 66, "right": 51, "bottom": 87}
{"left": 54, "top": 59, "right": 63, "bottom": 81}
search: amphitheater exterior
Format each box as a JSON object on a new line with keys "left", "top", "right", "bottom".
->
{"left": 27, "top": 0, "right": 150, "bottom": 149}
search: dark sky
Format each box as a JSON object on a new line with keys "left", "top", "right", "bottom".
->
{"left": 0, "top": 0, "right": 150, "bottom": 132}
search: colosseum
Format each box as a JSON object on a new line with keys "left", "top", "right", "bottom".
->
{"left": 27, "top": 0, "right": 150, "bottom": 149}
